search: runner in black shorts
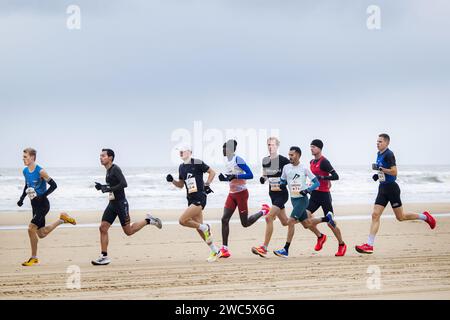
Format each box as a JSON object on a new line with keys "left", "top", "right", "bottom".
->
{"left": 306, "top": 140, "right": 346, "bottom": 257}
{"left": 166, "top": 145, "right": 222, "bottom": 263}
{"left": 91, "top": 149, "right": 162, "bottom": 266}
{"left": 355, "top": 134, "right": 436, "bottom": 254}
{"left": 18, "top": 148, "right": 77, "bottom": 267}
{"left": 252, "top": 137, "right": 291, "bottom": 258}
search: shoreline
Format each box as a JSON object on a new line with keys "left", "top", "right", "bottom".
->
{"left": 1, "top": 202, "right": 450, "bottom": 226}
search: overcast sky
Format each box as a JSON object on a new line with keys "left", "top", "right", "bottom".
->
{"left": 0, "top": 0, "right": 449, "bottom": 168}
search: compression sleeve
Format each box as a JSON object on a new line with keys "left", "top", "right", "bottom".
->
{"left": 236, "top": 157, "right": 254, "bottom": 180}
{"left": 321, "top": 170, "right": 339, "bottom": 181}
{"left": 109, "top": 167, "right": 128, "bottom": 191}
{"left": 43, "top": 179, "right": 58, "bottom": 197}
{"left": 307, "top": 177, "right": 320, "bottom": 193}
{"left": 19, "top": 183, "right": 27, "bottom": 201}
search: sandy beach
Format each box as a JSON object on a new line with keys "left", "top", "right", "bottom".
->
{"left": 1, "top": 202, "right": 450, "bottom": 300}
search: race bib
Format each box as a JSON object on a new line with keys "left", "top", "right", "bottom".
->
{"left": 26, "top": 187, "right": 37, "bottom": 200}
{"left": 378, "top": 171, "right": 386, "bottom": 182}
{"left": 186, "top": 177, "right": 198, "bottom": 194}
{"left": 290, "top": 183, "right": 301, "bottom": 196}
{"left": 109, "top": 192, "right": 116, "bottom": 201}
{"left": 269, "top": 178, "right": 282, "bottom": 192}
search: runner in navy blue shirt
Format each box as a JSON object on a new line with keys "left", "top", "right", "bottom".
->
{"left": 355, "top": 134, "right": 437, "bottom": 254}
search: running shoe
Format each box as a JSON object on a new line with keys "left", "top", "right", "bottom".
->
{"left": 314, "top": 234, "right": 327, "bottom": 251}
{"left": 203, "top": 224, "right": 213, "bottom": 246}
{"left": 335, "top": 243, "right": 347, "bottom": 257}
{"left": 91, "top": 255, "right": 111, "bottom": 266}
{"left": 60, "top": 213, "right": 77, "bottom": 225}
{"left": 261, "top": 204, "right": 271, "bottom": 216}
{"left": 273, "top": 248, "right": 289, "bottom": 258}
{"left": 326, "top": 212, "right": 336, "bottom": 228}
{"left": 219, "top": 246, "right": 231, "bottom": 258}
{"left": 146, "top": 214, "right": 163, "bottom": 229}
{"left": 355, "top": 243, "right": 374, "bottom": 254}
{"left": 22, "top": 258, "right": 39, "bottom": 267}
{"left": 423, "top": 211, "right": 436, "bottom": 230}
{"left": 252, "top": 246, "right": 268, "bottom": 258}
{"left": 207, "top": 251, "right": 222, "bottom": 263}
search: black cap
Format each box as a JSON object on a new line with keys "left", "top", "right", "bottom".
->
{"left": 311, "top": 139, "right": 324, "bottom": 150}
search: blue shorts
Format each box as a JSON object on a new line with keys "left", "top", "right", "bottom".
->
{"left": 290, "top": 197, "right": 309, "bottom": 222}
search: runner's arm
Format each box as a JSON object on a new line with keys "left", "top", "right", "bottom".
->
{"left": 40, "top": 169, "right": 58, "bottom": 197}
{"left": 380, "top": 166, "right": 397, "bottom": 176}
{"left": 307, "top": 177, "right": 320, "bottom": 193}
{"left": 108, "top": 167, "right": 128, "bottom": 192}
{"left": 172, "top": 179, "right": 185, "bottom": 189}
{"left": 236, "top": 157, "right": 254, "bottom": 180}
{"left": 205, "top": 168, "right": 215, "bottom": 186}
{"left": 319, "top": 159, "right": 339, "bottom": 181}
{"left": 19, "top": 183, "right": 27, "bottom": 201}
{"left": 380, "top": 152, "right": 397, "bottom": 176}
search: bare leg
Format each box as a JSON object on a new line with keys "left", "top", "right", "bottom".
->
{"left": 221, "top": 208, "right": 235, "bottom": 247}
{"left": 37, "top": 219, "right": 63, "bottom": 239}
{"left": 264, "top": 206, "right": 281, "bottom": 247}
{"left": 370, "top": 205, "right": 386, "bottom": 236}
{"left": 99, "top": 222, "right": 111, "bottom": 253}
{"left": 392, "top": 206, "right": 421, "bottom": 221}
{"left": 191, "top": 211, "right": 207, "bottom": 241}
{"left": 179, "top": 205, "right": 204, "bottom": 230}
{"left": 306, "top": 210, "right": 323, "bottom": 238}
{"left": 122, "top": 220, "right": 148, "bottom": 236}
{"left": 286, "top": 218, "right": 298, "bottom": 243}
{"left": 27, "top": 224, "right": 39, "bottom": 257}
{"left": 328, "top": 224, "right": 345, "bottom": 244}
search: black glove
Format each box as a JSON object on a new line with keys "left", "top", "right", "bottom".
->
{"left": 166, "top": 174, "right": 174, "bottom": 183}
{"left": 300, "top": 189, "right": 310, "bottom": 197}
{"left": 204, "top": 185, "right": 214, "bottom": 194}
{"left": 17, "top": 199, "right": 24, "bottom": 207}
{"left": 372, "top": 163, "right": 381, "bottom": 171}
{"left": 101, "top": 185, "right": 111, "bottom": 193}
{"left": 260, "top": 177, "right": 266, "bottom": 184}
{"left": 219, "top": 173, "right": 236, "bottom": 182}
{"left": 95, "top": 182, "right": 103, "bottom": 191}
{"left": 280, "top": 183, "right": 287, "bottom": 191}
{"left": 372, "top": 174, "right": 379, "bottom": 182}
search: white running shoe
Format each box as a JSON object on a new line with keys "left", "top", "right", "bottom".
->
{"left": 91, "top": 255, "right": 111, "bottom": 266}
{"left": 146, "top": 214, "right": 163, "bottom": 229}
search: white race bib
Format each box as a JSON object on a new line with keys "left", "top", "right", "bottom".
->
{"left": 109, "top": 192, "right": 116, "bottom": 201}
{"left": 186, "top": 177, "right": 198, "bottom": 194}
{"left": 269, "top": 178, "right": 282, "bottom": 192}
{"left": 378, "top": 171, "right": 386, "bottom": 182}
{"left": 290, "top": 183, "right": 301, "bottom": 196}
{"left": 26, "top": 187, "right": 37, "bottom": 200}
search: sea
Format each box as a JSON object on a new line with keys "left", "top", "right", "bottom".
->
{"left": 0, "top": 165, "right": 449, "bottom": 212}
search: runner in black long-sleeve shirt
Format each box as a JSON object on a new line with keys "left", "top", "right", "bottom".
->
{"left": 91, "top": 149, "right": 163, "bottom": 266}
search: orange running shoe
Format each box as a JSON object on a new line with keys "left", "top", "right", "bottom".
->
{"left": 252, "top": 246, "right": 268, "bottom": 258}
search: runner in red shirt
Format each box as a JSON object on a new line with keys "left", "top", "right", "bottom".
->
{"left": 307, "top": 139, "right": 347, "bottom": 257}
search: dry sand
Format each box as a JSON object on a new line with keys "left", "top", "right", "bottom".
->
{"left": 1, "top": 203, "right": 449, "bottom": 300}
